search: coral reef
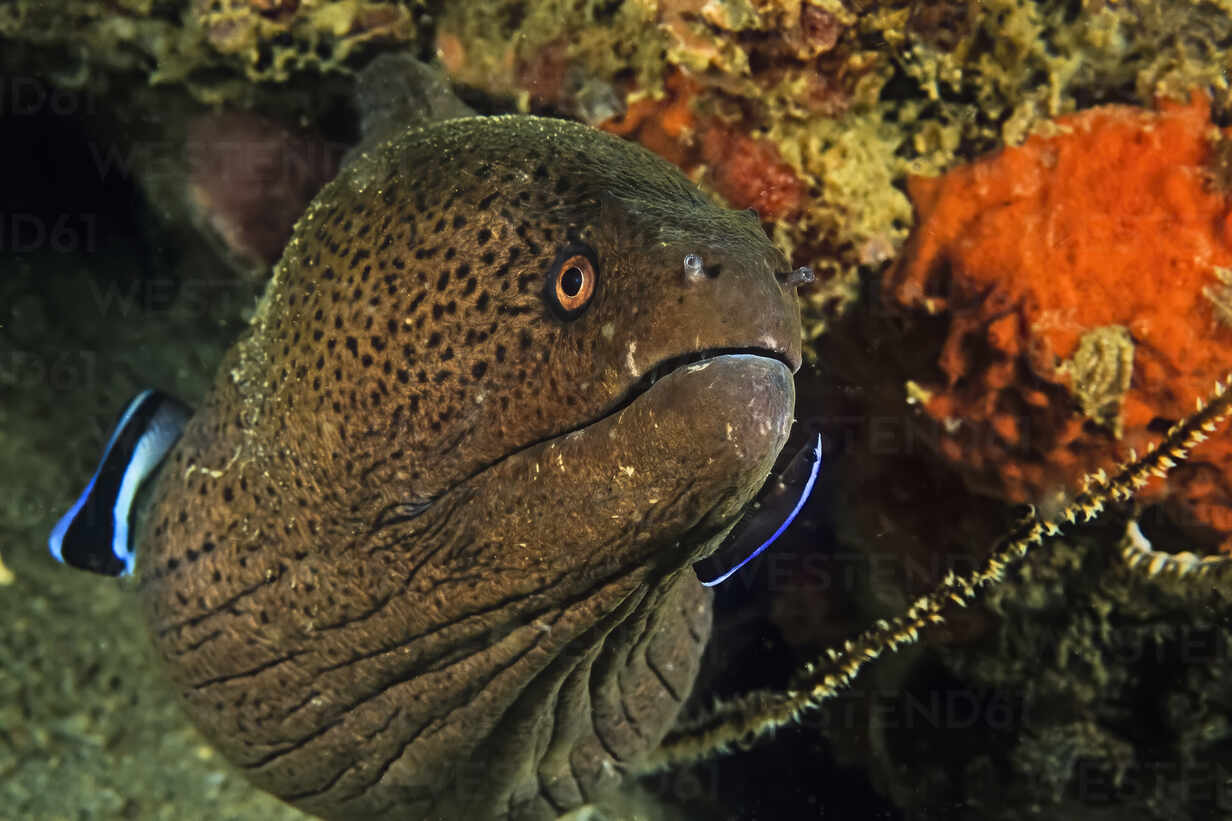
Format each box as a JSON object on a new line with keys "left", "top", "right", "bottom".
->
{"left": 661, "top": 359, "right": 1232, "bottom": 820}
{"left": 934, "top": 522, "right": 1232, "bottom": 820}
{"left": 0, "top": 0, "right": 426, "bottom": 106}
{"left": 432, "top": 0, "right": 1232, "bottom": 341}
{"left": 885, "top": 93, "right": 1232, "bottom": 552}
{"left": 192, "top": 0, "right": 417, "bottom": 84}
{"left": 599, "top": 71, "right": 806, "bottom": 220}
{"left": 3, "top": 1, "right": 1229, "bottom": 333}
{"left": 811, "top": 519, "right": 1232, "bottom": 820}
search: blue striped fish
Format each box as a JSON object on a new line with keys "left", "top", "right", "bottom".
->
{"left": 49, "top": 389, "right": 189, "bottom": 576}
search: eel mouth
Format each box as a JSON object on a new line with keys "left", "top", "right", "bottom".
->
{"left": 607, "top": 346, "right": 795, "bottom": 421}
{"left": 374, "top": 347, "right": 795, "bottom": 532}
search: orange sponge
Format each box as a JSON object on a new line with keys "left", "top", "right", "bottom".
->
{"left": 886, "top": 93, "right": 1232, "bottom": 549}
{"left": 601, "top": 71, "right": 804, "bottom": 220}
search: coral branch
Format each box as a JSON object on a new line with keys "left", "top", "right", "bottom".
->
{"left": 639, "top": 373, "right": 1232, "bottom": 773}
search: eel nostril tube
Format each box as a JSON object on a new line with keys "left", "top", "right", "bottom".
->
{"left": 683, "top": 253, "right": 706, "bottom": 282}
{"left": 779, "top": 265, "right": 814, "bottom": 289}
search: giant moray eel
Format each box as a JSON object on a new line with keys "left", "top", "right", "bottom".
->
{"left": 52, "top": 78, "right": 807, "bottom": 819}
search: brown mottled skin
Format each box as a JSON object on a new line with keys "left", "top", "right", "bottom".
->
{"left": 137, "top": 115, "right": 802, "bottom": 819}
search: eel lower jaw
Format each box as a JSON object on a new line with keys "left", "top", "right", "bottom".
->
{"left": 375, "top": 349, "right": 795, "bottom": 533}
{"left": 616, "top": 346, "right": 796, "bottom": 417}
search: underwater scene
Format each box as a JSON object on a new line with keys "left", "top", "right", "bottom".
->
{"left": 3, "top": 1, "right": 1232, "bottom": 819}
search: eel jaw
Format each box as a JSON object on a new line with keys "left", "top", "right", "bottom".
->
{"left": 606, "top": 346, "right": 796, "bottom": 422}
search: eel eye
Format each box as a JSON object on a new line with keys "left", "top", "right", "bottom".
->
{"left": 545, "top": 244, "right": 598, "bottom": 320}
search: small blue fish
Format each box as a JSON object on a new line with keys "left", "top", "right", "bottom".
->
{"left": 49, "top": 389, "right": 189, "bottom": 576}
{"left": 697, "top": 433, "right": 822, "bottom": 587}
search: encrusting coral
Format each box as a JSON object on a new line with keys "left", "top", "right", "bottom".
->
{"left": 3, "top": 1, "right": 1228, "bottom": 339}
{"left": 432, "top": 0, "right": 1232, "bottom": 342}
{"left": 598, "top": 71, "right": 806, "bottom": 221}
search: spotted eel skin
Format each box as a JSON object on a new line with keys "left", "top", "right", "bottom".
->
{"left": 137, "top": 113, "right": 803, "bottom": 820}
